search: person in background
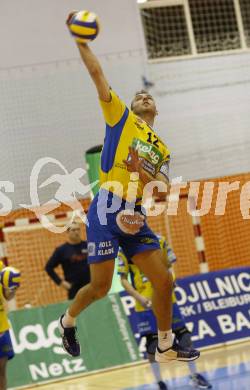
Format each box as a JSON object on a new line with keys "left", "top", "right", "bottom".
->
{"left": 45, "top": 222, "right": 90, "bottom": 299}
{"left": 0, "top": 261, "right": 20, "bottom": 390}
{"left": 118, "top": 235, "right": 212, "bottom": 390}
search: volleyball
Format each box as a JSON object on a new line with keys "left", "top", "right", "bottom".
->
{"left": 68, "top": 10, "right": 100, "bottom": 43}
{"left": 0, "top": 260, "right": 4, "bottom": 272}
{"left": 0, "top": 266, "right": 21, "bottom": 290}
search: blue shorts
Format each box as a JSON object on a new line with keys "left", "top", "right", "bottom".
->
{"left": 0, "top": 330, "right": 14, "bottom": 360}
{"left": 87, "top": 189, "right": 160, "bottom": 264}
{"left": 135, "top": 310, "right": 157, "bottom": 336}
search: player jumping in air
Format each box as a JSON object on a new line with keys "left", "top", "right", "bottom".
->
{"left": 118, "top": 236, "right": 212, "bottom": 389}
{"left": 59, "top": 11, "right": 200, "bottom": 363}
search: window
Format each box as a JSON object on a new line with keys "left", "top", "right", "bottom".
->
{"left": 139, "top": 0, "right": 250, "bottom": 60}
{"left": 141, "top": 5, "right": 191, "bottom": 58}
{"left": 189, "top": 0, "right": 240, "bottom": 53}
{"left": 239, "top": 0, "right": 250, "bottom": 47}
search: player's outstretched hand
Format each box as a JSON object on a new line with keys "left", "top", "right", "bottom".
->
{"left": 66, "top": 11, "right": 78, "bottom": 27}
{"left": 123, "top": 147, "right": 143, "bottom": 173}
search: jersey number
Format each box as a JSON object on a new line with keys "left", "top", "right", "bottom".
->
{"left": 147, "top": 132, "right": 159, "bottom": 148}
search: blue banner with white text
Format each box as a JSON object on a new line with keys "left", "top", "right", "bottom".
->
{"left": 119, "top": 266, "right": 250, "bottom": 349}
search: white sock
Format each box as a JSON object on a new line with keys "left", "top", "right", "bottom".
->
{"left": 158, "top": 329, "right": 173, "bottom": 351}
{"left": 188, "top": 361, "right": 196, "bottom": 375}
{"left": 62, "top": 309, "right": 76, "bottom": 328}
{"left": 150, "top": 362, "right": 162, "bottom": 383}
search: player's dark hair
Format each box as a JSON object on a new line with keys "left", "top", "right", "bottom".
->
{"left": 130, "top": 89, "right": 149, "bottom": 110}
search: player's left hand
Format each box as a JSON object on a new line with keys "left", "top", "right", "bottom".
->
{"left": 66, "top": 11, "right": 78, "bottom": 27}
{"left": 123, "top": 147, "right": 143, "bottom": 173}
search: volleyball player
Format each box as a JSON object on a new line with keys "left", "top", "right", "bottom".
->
{"left": 0, "top": 261, "right": 20, "bottom": 390}
{"left": 58, "top": 11, "right": 200, "bottom": 364}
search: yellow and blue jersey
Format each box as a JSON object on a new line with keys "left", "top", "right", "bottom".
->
{"left": 157, "top": 235, "right": 177, "bottom": 269}
{"left": 0, "top": 260, "right": 9, "bottom": 333}
{"left": 0, "top": 260, "right": 15, "bottom": 360}
{"left": 99, "top": 90, "right": 170, "bottom": 202}
{"left": 0, "top": 286, "right": 9, "bottom": 333}
{"left": 117, "top": 249, "right": 153, "bottom": 312}
{"left": 117, "top": 235, "right": 176, "bottom": 312}
{"left": 87, "top": 92, "right": 169, "bottom": 264}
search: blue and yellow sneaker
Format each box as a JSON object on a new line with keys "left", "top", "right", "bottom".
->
{"left": 155, "top": 341, "right": 200, "bottom": 363}
{"left": 190, "top": 373, "right": 212, "bottom": 389}
{"left": 158, "top": 380, "right": 168, "bottom": 389}
{"left": 58, "top": 315, "right": 81, "bottom": 357}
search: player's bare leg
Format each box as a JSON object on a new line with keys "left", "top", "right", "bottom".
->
{"left": 132, "top": 249, "right": 200, "bottom": 362}
{"left": 0, "top": 357, "right": 7, "bottom": 390}
{"left": 132, "top": 249, "right": 173, "bottom": 330}
{"left": 68, "top": 260, "right": 115, "bottom": 317}
{"left": 58, "top": 260, "right": 115, "bottom": 356}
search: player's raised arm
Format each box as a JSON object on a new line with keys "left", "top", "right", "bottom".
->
{"left": 66, "top": 11, "right": 126, "bottom": 126}
{"left": 66, "top": 11, "right": 110, "bottom": 102}
{"left": 76, "top": 42, "right": 111, "bottom": 103}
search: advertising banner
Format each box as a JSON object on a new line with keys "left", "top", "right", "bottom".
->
{"left": 7, "top": 294, "right": 140, "bottom": 388}
{"left": 7, "top": 267, "right": 250, "bottom": 388}
{"left": 120, "top": 267, "right": 250, "bottom": 350}
{"left": 175, "top": 266, "right": 250, "bottom": 348}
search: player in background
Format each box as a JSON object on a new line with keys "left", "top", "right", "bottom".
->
{"left": 0, "top": 261, "right": 20, "bottom": 390}
{"left": 118, "top": 236, "right": 212, "bottom": 389}
{"left": 59, "top": 11, "right": 199, "bottom": 364}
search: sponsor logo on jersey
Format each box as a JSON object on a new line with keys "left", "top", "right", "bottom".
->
{"left": 132, "top": 138, "right": 163, "bottom": 165}
{"left": 140, "top": 237, "right": 158, "bottom": 245}
{"left": 87, "top": 242, "right": 96, "bottom": 256}
{"left": 2, "top": 344, "right": 12, "bottom": 353}
{"left": 142, "top": 159, "right": 156, "bottom": 176}
{"left": 159, "top": 161, "right": 170, "bottom": 178}
{"left": 97, "top": 241, "right": 114, "bottom": 256}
